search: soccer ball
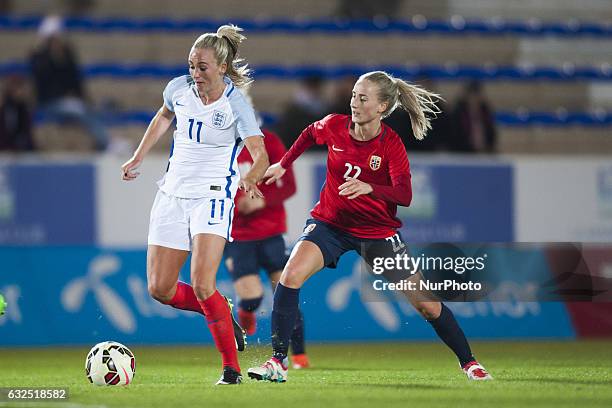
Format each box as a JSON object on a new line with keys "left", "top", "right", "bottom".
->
{"left": 85, "top": 341, "right": 135, "bottom": 386}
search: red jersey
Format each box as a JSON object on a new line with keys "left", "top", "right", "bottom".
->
{"left": 280, "top": 114, "right": 412, "bottom": 239}
{"left": 232, "top": 130, "right": 296, "bottom": 241}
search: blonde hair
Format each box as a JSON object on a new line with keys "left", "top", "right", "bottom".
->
{"left": 359, "top": 71, "right": 441, "bottom": 140}
{"left": 192, "top": 24, "right": 252, "bottom": 88}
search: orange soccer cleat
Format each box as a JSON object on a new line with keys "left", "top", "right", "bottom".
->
{"left": 290, "top": 353, "right": 310, "bottom": 369}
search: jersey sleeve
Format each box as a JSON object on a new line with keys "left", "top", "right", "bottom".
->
{"left": 162, "top": 75, "right": 190, "bottom": 112}
{"left": 311, "top": 114, "right": 337, "bottom": 145}
{"left": 369, "top": 134, "right": 413, "bottom": 206}
{"left": 229, "top": 91, "right": 263, "bottom": 141}
{"left": 279, "top": 114, "right": 335, "bottom": 168}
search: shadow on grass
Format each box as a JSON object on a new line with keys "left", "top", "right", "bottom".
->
{"left": 504, "top": 377, "right": 612, "bottom": 387}
{"left": 305, "top": 367, "right": 415, "bottom": 372}
{"left": 328, "top": 382, "right": 452, "bottom": 390}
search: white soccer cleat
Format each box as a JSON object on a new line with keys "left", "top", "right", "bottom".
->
{"left": 247, "top": 357, "right": 288, "bottom": 382}
{"left": 462, "top": 361, "right": 493, "bottom": 380}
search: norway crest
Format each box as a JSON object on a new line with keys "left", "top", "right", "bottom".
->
{"left": 212, "top": 110, "right": 227, "bottom": 128}
{"left": 369, "top": 155, "right": 382, "bottom": 171}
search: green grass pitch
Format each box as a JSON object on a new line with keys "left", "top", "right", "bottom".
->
{"left": 1, "top": 341, "right": 611, "bottom": 408}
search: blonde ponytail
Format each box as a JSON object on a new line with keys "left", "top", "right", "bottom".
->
{"left": 360, "top": 71, "right": 441, "bottom": 140}
{"left": 192, "top": 24, "right": 253, "bottom": 88}
{"left": 395, "top": 79, "right": 441, "bottom": 140}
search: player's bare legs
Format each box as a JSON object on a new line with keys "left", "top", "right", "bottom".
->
{"left": 268, "top": 271, "right": 281, "bottom": 288}
{"left": 248, "top": 241, "right": 323, "bottom": 381}
{"left": 147, "top": 245, "right": 203, "bottom": 311}
{"left": 279, "top": 241, "right": 325, "bottom": 288}
{"left": 192, "top": 233, "right": 242, "bottom": 383}
{"left": 190, "top": 233, "right": 227, "bottom": 300}
{"left": 147, "top": 245, "right": 188, "bottom": 302}
{"left": 234, "top": 275, "right": 265, "bottom": 300}
{"left": 402, "top": 272, "right": 442, "bottom": 319}
{"left": 233, "top": 275, "right": 265, "bottom": 335}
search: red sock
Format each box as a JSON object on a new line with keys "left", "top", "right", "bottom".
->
{"left": 238, "top": 308, "right": 257, "bottom": 336}
{"left": 167, "top": 281, "right": 204, "bottom": 315}
{"left": 198, "top": 290, "right": 240, "bottom": 372}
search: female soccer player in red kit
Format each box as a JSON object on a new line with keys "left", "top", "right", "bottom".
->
{"left": 248, "top": 71, "right": 492, "bottom": 382}
{"left": 226, "top": 128, "right": 310, "bottom": 368}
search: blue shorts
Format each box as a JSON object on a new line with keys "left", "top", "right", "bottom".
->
{"left": 224, "top": 235, "right": 288, "bottom": 281}
{"left": 297, "top": 218, "right": 411, "bottom": 282}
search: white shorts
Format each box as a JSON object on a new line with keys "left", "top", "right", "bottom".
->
{"left": 148, "top": 190, "right": 234, "bottom": 251}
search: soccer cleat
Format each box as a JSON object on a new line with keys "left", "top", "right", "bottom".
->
{"left": 224, "top": 296, "right": 247, "bottom": 352}
{"left": 238, "top": 308, "right": 257, "bottom": 336}
{"left": 291, "top": 353, "right": 310, "bottom": 369}
{"left": 462, "top": 361, "right": 493, "bottom": 380}
{"left": 247, "top": 357, "right": 288, "bottom": 382}
{"left": 215, "top": 366, "right": 242, "bottom": 385}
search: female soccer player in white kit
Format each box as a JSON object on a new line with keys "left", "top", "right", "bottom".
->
{"left": 121, "top": 25, "right": 269, "bottom": 385}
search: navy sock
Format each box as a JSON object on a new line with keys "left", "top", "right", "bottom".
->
{"left": 290, "top": 309, "right": 306, "bottom": 355}
{"left": 427, "top": 303, "right": 474, "bottom": 367}
{"left": 271, "top": 283, "right": 300, "bottom": 363}
{"left": 239, "top": 296, "right": 263, "bottom": 312}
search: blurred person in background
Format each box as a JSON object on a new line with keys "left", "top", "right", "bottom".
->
{"left": 0, "top": 75, "right": 35, "bottom": 152}
{"left": 121, "top": 24, "right": 269, "bottom": 385}
{"left": 275, "top": 74, "right": 328, "bottom": 151}
{"left": 29, "top": 15, "right": 109, "bottom": 151}
{"left": 62, "top": 0, "right": 96, "bottom": 15}
{"left": 451, "top": 80, "right": 497, "bottom": 153}
{"left": 225, "top": 120, "right": 310, "bottom": 369}
{"left": 0, "top": 0, "right": 11, "bottom": 13}
{"left": 334, "top": 0, "right": 403, "bottom": 20}
{"left": 328, "top": 74, "right": 359, "bottom": 116}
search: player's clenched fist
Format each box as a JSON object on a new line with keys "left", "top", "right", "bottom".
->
{"left": 121, "top": 155, "right": 142, "bottom": 181}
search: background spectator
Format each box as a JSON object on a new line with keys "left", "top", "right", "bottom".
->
{"left": 334, "top": 0, "right": 403, "bottom": 20}
{"left": 29, "top": 15, "right": 109, "bottom": 151}
{"left": 328, "top": 75, "right": 358, "bottom": 116}
{"left": 451, "top": 80, "right": 497, "bottom": 153}
{"left": 0, "top": 75, "right": 34, "bottom": 152}
{"left": 63, "top": 0, "right": 96, "bottom": 15}
{"left": 274, "top": 74, "right": 328, "bottom": 150}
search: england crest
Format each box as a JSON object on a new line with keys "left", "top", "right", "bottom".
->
{"left": 212, "top": 110, "right": 227, "bottom": 128}
{"left": 369, "top": 155, "right": 382, "bottom": 171}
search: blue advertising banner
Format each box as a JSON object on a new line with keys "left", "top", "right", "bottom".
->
{"left": 399, "top": 162, "right": 514, "bottom": 242}
{"left": 0, "top": 247, "right": 574, "bottom": 346}
{"left": 0, "top": 164, "right": 95, "bottom": 245}
{"left": 314, "top": 162, "right": 513, "bottom": 243}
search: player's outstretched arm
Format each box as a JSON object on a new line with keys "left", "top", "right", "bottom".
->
{"left": 239, "top": 135, "right": 269, "bottom": 198}
{"left": 263, "top": 162, "right": 286, "bottom": 185}
{"left": 264, "top": 123, "right": 319, "bottom": 186}
{"left": 259, "top": 134, "right": 297, "bottom": 201}
{"left": 121, "top": 105, "right": 175, "bottom": 181}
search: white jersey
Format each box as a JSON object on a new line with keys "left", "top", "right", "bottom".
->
{"left": 157, "top": 75, "right": 262, "bottom": 199}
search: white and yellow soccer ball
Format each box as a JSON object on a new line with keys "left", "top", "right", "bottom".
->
{"left": 85, "top": 341, "right": 135, "bottom": 386}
